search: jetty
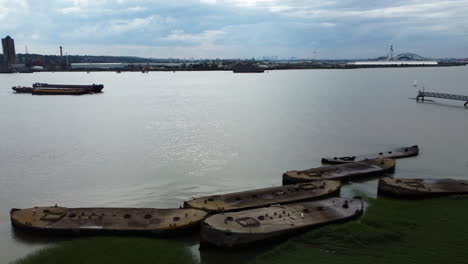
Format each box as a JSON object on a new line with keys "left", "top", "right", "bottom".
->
{"left": 416, "top": 90, "right": 468, "bottom": 106}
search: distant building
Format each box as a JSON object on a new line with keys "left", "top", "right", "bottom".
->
{"left": 2, "top": 36, "right": 16, "bottom": 69}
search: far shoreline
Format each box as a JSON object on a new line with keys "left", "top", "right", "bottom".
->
{"left": 1, "top": 62, "right": 466, "bottom": 74}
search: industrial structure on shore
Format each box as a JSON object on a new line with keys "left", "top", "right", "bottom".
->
{"left": 1, "top": 37, "right": 466, "bottom": 73}
{"left": 347, "top": 45, "right": 438, "bottom": 66}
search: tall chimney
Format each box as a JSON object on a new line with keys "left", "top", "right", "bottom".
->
{"left": 60, "top": 46, "right": 63, "bottom": 56}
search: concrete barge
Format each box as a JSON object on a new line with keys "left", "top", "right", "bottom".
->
{"left": 10, "top": 206, "right": 207, "bottom": 236}
{"left": 378, "top": 177, "right": 468, "bottom": 198}
{"left": 283, "top": 159, "right": 395, "bottom": 184}
{"left": 200, "top": 197, "right": 364, "bottom": 248}
{"left": 321, "top": 145, "right": 418, "bottom": 164}
{"left": 184, "top": 180, "right": 341, "bottom": 212}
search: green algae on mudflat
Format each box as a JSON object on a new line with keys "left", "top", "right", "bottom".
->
{"left": 251, "top": 196, "right": 468, "bottom": 264}
{"left": 14, "top": 237, "right": 198, "bottom": 264}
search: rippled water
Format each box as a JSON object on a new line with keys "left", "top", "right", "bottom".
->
{"left": 1, "top": 68, "right": 468, "bottom": 263}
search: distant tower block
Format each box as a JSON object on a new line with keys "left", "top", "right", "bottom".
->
{"left": 60, "top": 46, "right": 63, "bottom": 56}
{"left": 2, "top": 35, "right": 17, "bottom": 66}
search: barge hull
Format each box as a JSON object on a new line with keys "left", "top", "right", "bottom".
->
{"left": 321, "top": 145, "right": 419, "bottom": 164}
{"left": 378, "top": 177, "right": 468, "bottom": 199}
{"left": 31, "top": 88, "right": 90, "bottom": 95}
{"left": 283, "top": 159, "right": 395, "bottom": 185}
{"left": 10, "top": 207, "right": 207, "bottom": 237}
{"left": 184, "top": 180, "right": 341, "bottom": 212}
{"left": 200, "top": 197, "right": 364, "bottom": 248}
{"left": 33, "top": 83, "right": 104, "bottom": 92}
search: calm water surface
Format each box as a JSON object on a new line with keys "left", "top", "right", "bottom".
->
{"left": 1, "top": 68, "right": 467, "bottom": 263}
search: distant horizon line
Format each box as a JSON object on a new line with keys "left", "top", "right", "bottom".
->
{"left": 6, "top": 52, "right": 468, "bottom": 61}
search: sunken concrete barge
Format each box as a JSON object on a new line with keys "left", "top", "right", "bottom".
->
{"left": 200, "top": 197, "right": 364, "bottom": 248}
{"left": 184, "top": 180, "right": 341, "bottom": 212}
{"left": 321, "top": 145, "right": 419, "bottom": 164}
{"left": 378, "top": 177, "right": 468, "bottom": 199}
{"left": 283, "top": 158, "right": 396, "bottom": 185}
{"left": 10, "top": 206, "right": 207, "bottom": 236}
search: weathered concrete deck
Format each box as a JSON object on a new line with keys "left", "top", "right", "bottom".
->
{"left": 10, "top": 206, "right": 207, "bottom": 236}
{"left": 378, "top": 177, "right": 468, "bottom": 198}
{"left": 200, "top": 197, "right": 364, "bottom": 248}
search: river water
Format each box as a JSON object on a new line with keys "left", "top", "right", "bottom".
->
{"left": 1, "top": 68, "right": 467, "bottom": 263}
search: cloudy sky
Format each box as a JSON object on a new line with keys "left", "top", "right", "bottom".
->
{"left": 1, "top": 0, "right": 468, "bottom": 58}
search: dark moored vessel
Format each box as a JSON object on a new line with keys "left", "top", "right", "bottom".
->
{"left": 12, "top": 86, "right": 34, "bottom": 93}
{"left": 33, "top": 83, "right": 104, "bottom": 92}
{"left": 31, "top": 88, "right": 91, "bottom": 95}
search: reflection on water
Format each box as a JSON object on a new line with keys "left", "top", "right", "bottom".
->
{"left": 199, "top": 242, "right": 279, "bottom": 264}
{"left": 10, "top": 227, "right": 74, "bottom": 247}
{"left": 1, "top": 67, "right": 468, "bottom": 262}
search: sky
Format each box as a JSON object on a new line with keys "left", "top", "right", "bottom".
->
{"left": 1, "top": 0, "right": 468, "bottom": 59}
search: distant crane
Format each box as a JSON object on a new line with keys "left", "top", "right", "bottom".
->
{"left": 313, "top": 50, "right": 319, "bottom": 60}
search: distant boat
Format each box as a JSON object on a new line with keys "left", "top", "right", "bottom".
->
{"left": 233, "top": 66, "right": 265, "bottom": 73}
{"left": 12, "top": 86, "right": 34, "bottom": 93}
{"left": 31, "top": 87, "right": 91, "bottom": 95}
{"left": 32, "top": 83, "right": 104, "bottom": 93}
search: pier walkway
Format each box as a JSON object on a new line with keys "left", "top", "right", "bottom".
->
{"left": 416, "top": 91, "right": 468, "bottom": 106}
